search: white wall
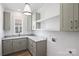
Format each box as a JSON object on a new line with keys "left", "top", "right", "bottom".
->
{"left": 33, "top": 3, "right": 79, "bottom": 56}
{"left": 37, "top": 3, "right": 60, "bottom": 31}
{"left": 0, "top": 4, "right": 4, "bottom": 56}
{"left": 41, "top": 16, "right": 60, "bottom": 31}
{"left": 37, "top": 3, "right": 60, "bottom": 20}
{"left": 33, "top": 31, "right": 79, "bottom": 56}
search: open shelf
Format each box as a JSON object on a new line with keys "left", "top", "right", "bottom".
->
{"left": 36, "top": 14, "right": 60, "bottom": 22}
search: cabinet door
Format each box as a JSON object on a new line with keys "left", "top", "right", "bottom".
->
{"left": 28, "top": 39, "right": 32, "bottom": 53}
{"left": 2, "top": 40, "right": 13, "bottom": 55}
{"left": 36, "top": 40, "right": 47, "bottom": 56}
{"left": 13, "top": 39, "right": 21, "bottom": 52}
{"left": 3, "top": 12, "right": 10, "bottom": 31}
{"left": 13, "top": 39, "right": 27, "bottom": 52}
{"left": 61, "top": 3, "right": 74, "bottom": 31}
{"left": 28, "top": 39, "right": 36, "bottom": 55}
{"left": 18, "top": 38, "right": 27, "bottom": 50}
{"left": 73, "top": 3, "right": 79, "bottom": 31}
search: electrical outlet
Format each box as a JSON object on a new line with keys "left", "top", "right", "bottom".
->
{"left": 66, "top": 48, "right": 76, "bottom": 56}
{"left": 52, "top": 37, "right": 56, "bottom": 42}
{"left": 52, "top": 38, "right": 56, "bottom": 42}
{"left": 69, "top": 51, "right": 72, "bottom": 54}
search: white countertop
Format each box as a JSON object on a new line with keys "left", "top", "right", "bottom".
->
{"left": 3, "top": 35, "right": 46, "bottom": 42}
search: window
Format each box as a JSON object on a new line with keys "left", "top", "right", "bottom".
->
{"left": 15, "top": 19, "right": 22, "bottom": 34}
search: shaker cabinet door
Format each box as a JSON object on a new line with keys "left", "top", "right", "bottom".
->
{"left": 13, "top": 39, "right": 27, "bottom": 52}
{"left": 19, "top": 39, "right": 27, "bottom": 50}
{"left": 73, "top": 3, "right": 79, "bottom": 31}
{"left": 13, "top": 39, "right": 21, "bottom": 52}
{"left": 2, "top": 40, "right": 13, "bottom": 55}
{"left": 61, "top": 4, "right": 74, "bottom": 31}
{"left": 3, "top": 12, "right": 10, "bottom": 31}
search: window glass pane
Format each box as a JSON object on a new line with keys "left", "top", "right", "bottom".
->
{"left": 15, "top": 19, "right": 22, "bottom": 33}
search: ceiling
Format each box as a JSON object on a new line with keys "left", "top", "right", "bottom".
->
{"left": 1, "top": 3, "right": 45, "bottom": 12}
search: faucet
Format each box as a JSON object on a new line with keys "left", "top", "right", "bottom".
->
{"left": 18, "top": 32, "right": 20, "bottom": 36}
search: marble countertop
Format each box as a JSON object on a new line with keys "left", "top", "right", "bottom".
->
{"left": 3, "top": 35, "right": 46, "bottom": 42}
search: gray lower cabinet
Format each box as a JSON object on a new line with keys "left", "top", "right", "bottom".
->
{"left": 13, "top": 38, "right": 27, "bottom": 52}
{"left": 2, "top": 38, "right": 27, "bottom": 55}
{"left": 28, "top": 39, "right": 47, "bottom": 56}
{"left": 2, "top": 39, "right": 13, "bottom": 55}
{"left": 36, "top": 40, "right": 47, "bottom": 56}
{"left": 2, "top": 37, "right": 47, "bottom": 56}
{"left": 28, "top": 39, "right": 36, "bottom": 56}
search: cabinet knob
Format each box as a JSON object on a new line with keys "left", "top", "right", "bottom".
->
{"left": 71, "top": 27, "right": 73, "bottom": 29}
{"left": 75, "top": 27, "right": 77, "bottom": 29}
{"left": 75, "top": 20, "right": 77, "bottom": 22}
{"left": 71, "top": 21, "right": 73, "bottom": 23}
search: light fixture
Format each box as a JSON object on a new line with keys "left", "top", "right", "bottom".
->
{"left": 23, "top": 3, "right": 31, "bottom": 15}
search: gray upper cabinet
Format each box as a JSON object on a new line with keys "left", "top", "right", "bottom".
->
{"left": 3, "top": 12, "right": 10, "bottom": 31}
{"left": 73, "top": 4, "right": 79, "bottom": 31}
{"left": 60, "top": 3, "right": 79, "bottom": 31}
